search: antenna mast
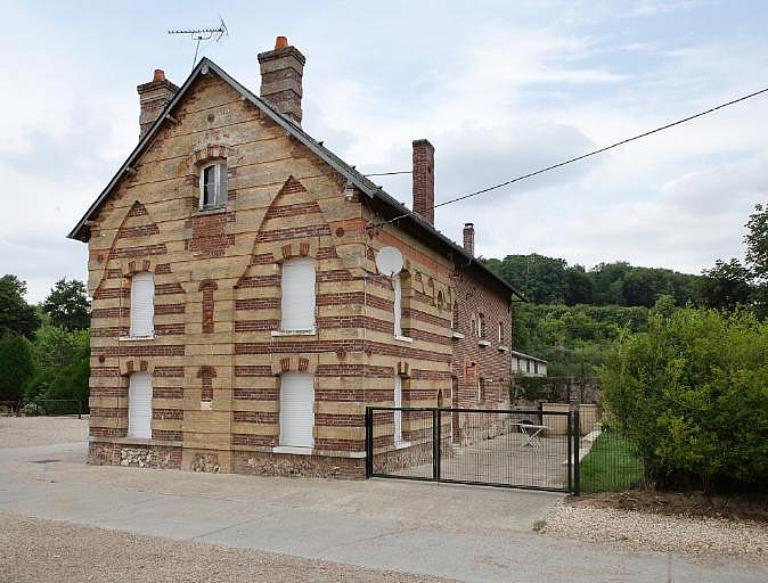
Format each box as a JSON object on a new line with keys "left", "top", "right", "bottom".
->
{"left": 168, "top": 17, "right": 228, "bottom": 70}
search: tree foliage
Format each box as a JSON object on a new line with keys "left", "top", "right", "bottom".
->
{"left": 41, "top": 278, "right": 90, "bottom": 331}
{"left": 0, "top": 275, "right": 40, "bottom": 338}
{"left": 0, "top": 333, "right": 35, "bottom": 402}
{"left": 482, "top": 255, "right": 700, "bottom": 308}
{"left": 600, "top": 307, "right": 768, "bottom": 492}
{"left": 698, "top": 258, "right": 753, "bottom": 311}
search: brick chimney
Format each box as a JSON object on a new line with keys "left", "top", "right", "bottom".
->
{"left": 463, "top": 223, "right": 475, "bottom": 256}
{"left": 412, "top": 139, "right": 435, "bottom": 224}
{"left": 137, "top": 69, "right": 178, "bottom": 139}
{"left": 258, "top": 36, "right": 306, "bottom": 125}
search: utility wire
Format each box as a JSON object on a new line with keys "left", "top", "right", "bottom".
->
{"left": 364, "top": 170, "right": 413, "bottom": 177}
{"left": 376, "top": 85, "right": 768, "bottom": 226}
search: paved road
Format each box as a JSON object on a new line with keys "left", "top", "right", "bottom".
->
{"left": 0, "top": 441, "right": 765, "bottom": 583}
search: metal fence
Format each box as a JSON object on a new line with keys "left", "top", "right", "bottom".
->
{"left": 579, "top": 427, "right": 644, "bottom": 493}
{"left": 33, "top": 399, "right": 85, "bottom": 418}
{"left": 366, "top": 407, "right": 580, "bottom": 493}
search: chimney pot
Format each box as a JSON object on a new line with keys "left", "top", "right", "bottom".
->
{"left": 258, "top": 38, "right": 306, "bottom": 125}
{"left": 412, "top": 139, "right": 435, "bottom": 224}
{"left": 137, "top": 69, "right": 178, "bottom": 139}
{"left": 463, "top": 223, "right": 475, "bottom": 256}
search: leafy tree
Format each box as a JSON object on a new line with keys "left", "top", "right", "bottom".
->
{"left": 745, "top": 203, "right": 768, "bottom": 317}
{"left": 0, "top": 333, "right": 35, "bottom": 402}
{"left": 698, "top": 258, "right": 753, "bottom": 311}
{"left": 45, "top": 339, "right": 90, "bottom": 408}
{"left": 25, "top": 325, "right": 89, "bottom": 401}
{"left": 564, "top": 265, "right": 594, "bottom": 305}
{"left": 41, "top": 278, "right": 90, "bottom": 331}
{"left": 601, "top": 307, "right": 768, "bottom": 492}
{"left": 0, "top": 275, "right": 40, "bottom": 338}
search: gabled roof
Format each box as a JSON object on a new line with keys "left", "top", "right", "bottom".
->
{"left": 68, "top": 57, "right": 524, "bottom": 301}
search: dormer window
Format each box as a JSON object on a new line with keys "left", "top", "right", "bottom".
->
{"left": 200, "top": 162, "right": 227, "bottom": 209}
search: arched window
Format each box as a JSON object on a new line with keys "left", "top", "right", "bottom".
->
{"left": 200, "top": 161, "right": 227, "bottom": 209}
{"left": 280, "top": 258, "right": 316, "bottom": 332}
{"left": 130, "top": 272, "right": 154, "bottom": 337}
{"left": 279, "top": 372, "right": 315, "bottom": 449}
{"left": 128, "top": 372, "right": 152, "bottom": 439}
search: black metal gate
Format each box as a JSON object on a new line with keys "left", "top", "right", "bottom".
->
{"left": 365, "top": 407, "right": 580, "bottom": 494}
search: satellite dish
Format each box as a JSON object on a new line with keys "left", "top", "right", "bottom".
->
{"left": 376, "top": 246, "right": 404, "bottom": 277}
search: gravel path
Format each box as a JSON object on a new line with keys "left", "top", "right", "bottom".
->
{"left": 0, "top": 513, "right": 454, "bottom": 583}
{"left": 543, "top": 501, "right": 768, "bottom": 562}
{"left": 0, "top": 417, "right": 88, "bottom": 448}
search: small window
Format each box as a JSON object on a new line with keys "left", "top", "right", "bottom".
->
{"left": 478, "top": 313, "right": 486, "bottom": 338}
{"left": 200, "top": 162, "right": 227, "bottom": 209}
{"left": 534, "top": 362, "right": 539, "bottom": 375}
{"left": 130, "top": 272, "right": 154, "bottom": 337}
{"left": 479, "top": 377, "right": 486, "bottom": 402}
{"left": 526, "top": 360, "right": 531, "bottom": 373}
{"left": 280, "top": 258, "right": 316, "bottom": 332}
{"left": 471, "top": 315, "right": 477, "bottom": 336}
{"left": 451, "top": 301, "right": 459, "bottom": 330}
{"left": 393, "top": 274, "right": 402, "bottom": 336}
{"left": 498, "top": 322, "right": 504, "bottom": 344}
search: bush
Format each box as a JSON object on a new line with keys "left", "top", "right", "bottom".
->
{"left": 601, "top": 307, "right": 768, "bottom": 492}
{"left": 0, "top": 333, "right": 35, "bottom": 402}
{"left": 19, "top": 402, "right": 44, "bottom": 417}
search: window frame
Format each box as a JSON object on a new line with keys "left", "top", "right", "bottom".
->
{"left": 199, "top": 161, "right": 228, "bottom": 210}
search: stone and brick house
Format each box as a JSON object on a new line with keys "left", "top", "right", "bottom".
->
{"left": 68, "top": 37, "right": 523, "bottom": 478}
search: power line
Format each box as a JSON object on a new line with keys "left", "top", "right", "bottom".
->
{"left": 377, "top": 85, "right": 768, "bottom": 226}
{"left": 364, "top": 170, "right": 413, "bottom": 177}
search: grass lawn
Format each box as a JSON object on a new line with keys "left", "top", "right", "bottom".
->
{"left": 580, "top": 431, "right": 644, "bottom": 493}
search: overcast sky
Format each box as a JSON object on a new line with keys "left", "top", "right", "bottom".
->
{"left": 2, "top": 0, "right": 768, "bottom": 302}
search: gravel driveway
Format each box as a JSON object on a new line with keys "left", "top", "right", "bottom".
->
{"left": 0, "top": 417, "right": 88, "bottom": 448}
{"left": 543, "top": 501, "right": 768, "bottom": 562}
{"left": 0, "top": 513, "right": 453, "bottom": 583}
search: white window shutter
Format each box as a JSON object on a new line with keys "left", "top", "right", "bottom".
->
{"left": 393, "top": 275, "right": 402, "bottom": 336}
{"left": 394, "top": 375, "right": 403, "bottom": 444}
{"left": 130, "top": 272, "right": 154, "bottom": 337}
{"left": 279, "top": 373, "right": 314, "bottom": 448}
{"left": 128, "top": 372, "right": 152, "bottom": 439}
{"left": 281, "top": 258, "right": 316, "bottom": 331}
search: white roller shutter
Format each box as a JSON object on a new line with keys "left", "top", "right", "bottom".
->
{"left": 393, "top": 274, "right": 402, "bottom": 336}
{"left": 281, "top": 258, "right": 316, "bottom": 331}
{"left": 394, "top": 375, "right": 403, "bottom": 445}
{"left": 128, "top": 372, "right": 152, "bottom": 439}
{"left": 130, "top": 272, "right": 154, "bottom": 337}
{"left": 279, "top": 373, "right": 314, "bottom": 448}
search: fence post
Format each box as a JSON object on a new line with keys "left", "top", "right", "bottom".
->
{"left": 572, "top": 408, "right": 581, "bottom": 496}
{"left": 365, "top": 407, "right": 373, "bottom": 478}
{"left": 567, "top": 410, "right": 573, "bottom": 493}
{"left": 432, "top": 408, "right": 440, "bottom": 481}
{"left": 77, "top": 400, "right": 82, "bottom": 420}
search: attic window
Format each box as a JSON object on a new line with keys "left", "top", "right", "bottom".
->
{"left": 200, "top": 162, "right": 227, "bottom": 209}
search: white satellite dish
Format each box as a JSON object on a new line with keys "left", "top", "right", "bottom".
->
{"left": 375, "top": 246, "right": 404, "bottom": 277}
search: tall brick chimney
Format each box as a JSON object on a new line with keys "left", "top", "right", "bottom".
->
{"left": 412, "top": 139, "right": 435, "bottom": 224}
{"left": 463, "top": 223, "right": 475, "bottom": 256}
{"left": 137, "top": 69, "right": 178, "bottom": 139}
{"left": 258, "top": 36, "right": 306, "bottom": 125}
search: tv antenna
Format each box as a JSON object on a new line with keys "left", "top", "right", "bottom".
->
{"left": 169, "top": 17, "right": 228, "bottom": 70}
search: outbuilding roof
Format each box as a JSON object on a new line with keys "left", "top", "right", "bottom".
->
{"left": 67, "top": 57, "right": 524, "bottom": 301}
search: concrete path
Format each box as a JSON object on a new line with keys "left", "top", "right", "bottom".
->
{"left": 0, "top": 441, "right": 766, "bottom": 583}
